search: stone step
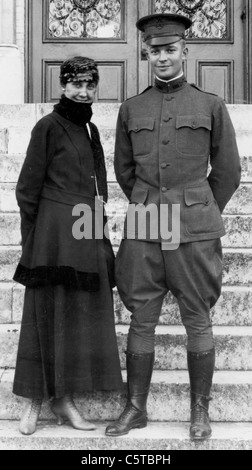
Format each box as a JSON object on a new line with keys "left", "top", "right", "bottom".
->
{"left": 1, "top": 324, "right": 252, "bottom": 370}
{"left": 221, "top": 249, "right": 252, "bottom": 285}
{"left": 1, "top": 154, "right": 252, "bottom": 185}
{"left": 0, "top": 103, "right": 250, "bottom": 130}
{"left": 0, "top": 103, "right": 120, "bottom": 130}
{"left": 1, "top": 369, "right": 252, "bottom": 422}
{"left": 1, "top": 283, "right": 250, "bottom": 326}
{"left": 0, "top": 181, "right": 251, "bottom": 216}
{"left": 0, "top": 105, "right": 38, "bottom": 129}
{"left": 0, "top": 126, "right": 116, "bottom": 157}
{"left": 224, "top": 183, "right": 252, "bottom": 215}
{"left": 109, "top": 214, "right": 252, "bottom": 248}
{"left": 222, "top": 215, "right": 252, "bottom": 248}
{"left": 1, "top": 123, "right": 251, "bottom": 161}
{"left": 115, "top": 286, "right": 252, "bottom": 327}
{"left": 119, "top": 325, "right": 252, "bottom": 370}
{"left": 1, "top": 213, "right": 251, "bottom": 249}
{"left": 107, "top": 183, "right": 252, "bottom": 218}
{"left": 1, "top": 247, "right": 251, "bottom": 285}
{"left": 0, "top": 154, "right": 25, "bottom": 183}
{"left": 241, "top": 156, "right": 252, "bottom": 182}
{"left": 0, "top": 104, "right": 252, "bottom": 157}
{"left": 0, "top": 420, "right": 251, "bottom": 451}
{"left": 0, "top": 129, "right": 8, "bottom": 154}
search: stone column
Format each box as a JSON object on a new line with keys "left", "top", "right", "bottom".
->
{"left": 0, "top": 0, "right": 16, "bottom": 43}
{"left": 15, "top": 0, "right": 25, "bottom": 62}
{"left": 0, "top": 0, "right": 25, "bottom": 103}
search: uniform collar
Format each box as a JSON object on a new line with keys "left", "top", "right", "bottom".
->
{"left": 154, "top": 74, "right": 187, "bottom": 93}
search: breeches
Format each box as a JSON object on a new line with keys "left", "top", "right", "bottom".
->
{"left": 115, "top": 239, "right": 222, "bottom": 353}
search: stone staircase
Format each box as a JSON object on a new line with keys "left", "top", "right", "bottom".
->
{"left": 0, "top": 103, "right": 252, "bottom": 450}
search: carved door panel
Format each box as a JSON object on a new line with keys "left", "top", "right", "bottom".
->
{"left": 140, "top": 0, "right": 246, "bottom": 104}
{"left": 28, "top": 0, "right": 248, "bottom": 104}
{"left": 28, "top": 0, "right": 138, "bottom": 102}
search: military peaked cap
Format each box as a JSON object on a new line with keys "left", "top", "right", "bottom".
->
{"left": 136, "top": 13, "right": 192, "bottom": 46}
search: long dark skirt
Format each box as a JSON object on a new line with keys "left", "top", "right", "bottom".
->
{"left": 13, "top": 241, "right": 123, "bottom": 399}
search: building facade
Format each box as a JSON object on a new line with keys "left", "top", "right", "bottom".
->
{"left": 0, "top": 0, "right": 252, "bottom": 104}
{"left": 1, "top": 1, "right": 252, "bottom": 448}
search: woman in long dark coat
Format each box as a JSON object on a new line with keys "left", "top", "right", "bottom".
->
{"left": 13, "top": 56, "right": 123, "bottom": 435}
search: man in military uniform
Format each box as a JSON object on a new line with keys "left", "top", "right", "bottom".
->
{"left": 105, "top": 14, "right": 241, "bottom": 440}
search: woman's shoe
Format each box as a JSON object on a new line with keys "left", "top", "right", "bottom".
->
{"left": 19, "top": 398, "right": 42, "bottom": 435}
{"left": 51, "top": 395, "right": 96, "bottom": 430}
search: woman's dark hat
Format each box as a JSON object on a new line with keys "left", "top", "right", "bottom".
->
{"left": 60, "top": 56, "right": 99, "bottom": 86}
{"left": 136, "top": 13, "right": 192, "bottom": 46}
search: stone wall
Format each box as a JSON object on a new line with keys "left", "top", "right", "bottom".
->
{"left": 0, "top": 0, "right": 25, "bottom": 103}
{"left": 0, "top": 104, "right": 252, "bottom": 444}
{"left": 0, "top": 103, "right": 252, "bottom": 327}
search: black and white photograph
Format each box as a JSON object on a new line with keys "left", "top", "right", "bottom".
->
{"left": 0, "top": 0, "right": 251, "bottom": 459}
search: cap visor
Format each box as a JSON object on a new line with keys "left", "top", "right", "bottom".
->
{"left": 146, "top": 35, "right": 183, "bottom": 46}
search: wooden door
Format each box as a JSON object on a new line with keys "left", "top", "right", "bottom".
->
{"left": 28, "top": 0, "right": 248, "bottom": 104}
{"left": 27, "top": 0, "right": 138, "bottom": 103}
{"left": 139, "top": 0, "right": 247, "bottom": 104}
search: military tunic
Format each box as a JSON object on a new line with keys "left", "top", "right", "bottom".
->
{"left": 114, "top": 76, "right": 241, "bottom": 353}
{"left": 115, "top": 76, "right": 240, "bottom": 244}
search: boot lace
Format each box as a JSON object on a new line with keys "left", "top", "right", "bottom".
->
{"left": 191, "top": 403, "right": 209, "bottom": 425}
{"left": 115, "top": 402, "right": 144, "bottom": 426}
{"left": 28, "top": 399, "right": 41, "bottom": 418}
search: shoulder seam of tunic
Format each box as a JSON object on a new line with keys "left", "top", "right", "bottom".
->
{"left": 189, "top": 83, "right": 219, "bottom": 97}
{"left": 124, "top": 86, "right": 153, "bottom": 102}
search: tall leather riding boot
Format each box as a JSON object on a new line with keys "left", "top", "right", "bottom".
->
{"left": 187, "top": 348, "right": 215, "bottom": 441}
{"left": 105, "top": 351, "right": 154, "bottom": 437}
